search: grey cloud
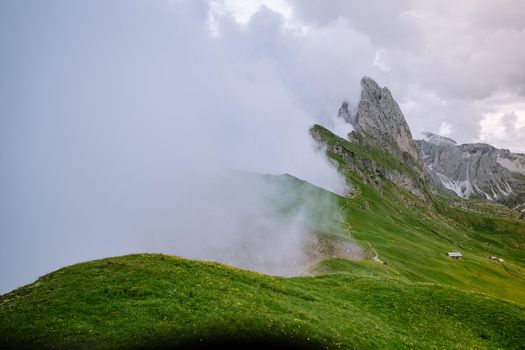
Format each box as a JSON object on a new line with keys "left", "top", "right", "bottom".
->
{"left": 287, "top": 0, "right": 525, "bottom": 150}
{"left": 480, "top": 112, "right": 525, "bottom": 152}
{"left": 0, "top": 0, "right": 348, "bottom": 293}
{"left": 288, "top": 0, "right": 423, "bottom": 50}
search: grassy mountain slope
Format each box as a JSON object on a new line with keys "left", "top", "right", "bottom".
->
{"left": 2, "top": 126, "right": 525, "bottom": 349}
{"left": 1, "top": 254, "right": 525, "bottom": 349}
{"left": 312, "top": 124, "right": 525, "bottom": 304}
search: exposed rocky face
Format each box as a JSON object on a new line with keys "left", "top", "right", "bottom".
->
{"left": 416, "top": 132, "right": 525, "bottom": 208}
{"left": 348, "top": 77, "right": 430, "bottom": 199}
{"left": 352, "top": 77, "right": 423, "bottom": 164}
{"left": 313, "top": 77, "right": 430, "bottom": 200}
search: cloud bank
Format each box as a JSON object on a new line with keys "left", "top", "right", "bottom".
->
{"left": 0, "top": 0, "right": 351, "bottom": 293}
{"left": 1, "top": 0, "right": 524, "bottom": 293}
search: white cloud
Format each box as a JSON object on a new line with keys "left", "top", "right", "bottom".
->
{"left": 212, "top": 0, "right": 293, "bottom": 24}
{"left": 373, "top": 50, "right": 391, "bottom": 72}
{"left": 439, "top": 121, "right": 452, "bottom": 136}
{"left": 479, "top": 112, "right": 525, "bottom": 152}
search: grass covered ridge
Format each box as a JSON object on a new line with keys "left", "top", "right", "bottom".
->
{"left": 1, "top": 254, "right": 525, "bottom": 349}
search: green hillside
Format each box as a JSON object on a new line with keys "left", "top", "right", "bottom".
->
{"left": 311, "top": 124, "right": 525, "bottom": 304}
{"left": 1, "top": 254, "right": 524, "bottom": 349}
{"left": 1, "top": 126, "right": 525, "bottom": 349}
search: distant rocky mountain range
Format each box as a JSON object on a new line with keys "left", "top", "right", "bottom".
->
{"left": 416, "top": 133, "right": 525, "bottom": 208}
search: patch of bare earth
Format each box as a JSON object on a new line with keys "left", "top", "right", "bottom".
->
{"left": 303, "top": 234, "right": 366, "bottom": 267}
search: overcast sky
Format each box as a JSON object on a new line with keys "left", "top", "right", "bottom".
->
{"left": 217, "top": 0, "right": 525, "bottom": 151}
{"left": 1, "top": 0, "right": 524, "bottom": 293}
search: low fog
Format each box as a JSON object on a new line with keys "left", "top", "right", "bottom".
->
{"left": 0, "top": 1, "right": 354, "bottom": 293}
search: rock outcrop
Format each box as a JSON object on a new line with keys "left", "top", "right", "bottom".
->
{"left": 312, "top": 77, "right": 429, "bottom": 200}
{"left": 352, "top": 77, "right": 423, "bottom": 164}
{"left": 416, "top": 132, "right": 525, "bottom": 208}
{"left": 348, "top": 77, "right": 429, "bottom": 199}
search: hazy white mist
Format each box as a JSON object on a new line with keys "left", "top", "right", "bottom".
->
{"left": 2, "top": 0, "right": 524, "bottom": 293}
{"left": 0, "top": 0, "right": 351, "bottom": 293}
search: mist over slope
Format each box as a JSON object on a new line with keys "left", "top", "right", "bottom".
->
{"left": 1, "top": 1, "right": 524, "bottom": 346}
{"left": 1, "top": 1, "right": 353, "bottom": 294}
{"left": 142, "top": 171, "right": 360, "bottom": 278}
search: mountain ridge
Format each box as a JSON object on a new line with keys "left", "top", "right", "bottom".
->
{"left": 415, "top": 133, "right": 525, "bottom": 209}
{"left": 312, "top": 77, "right": 430, "bottom": 201}
{"left": 322, "top": 76, "right": 525, "bottom": 214}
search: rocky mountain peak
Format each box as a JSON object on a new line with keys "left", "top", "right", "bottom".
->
{"left": 312, "top": 77, "right": 430, "bottom": 200}
{"left": 416, "top": 136, "right": 525, "bottom": 207}
{"left": 421, "top": 132, "right": 457, "bottom": 147}
{"left": 352, "top": 77, "right": 423, "bottom": 164}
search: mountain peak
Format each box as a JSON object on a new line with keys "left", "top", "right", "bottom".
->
{"left": 314, "top": 77, "right": 430, "bottom": 200}
{"left": 353, "top": 76, "right": 422, "bottom": 163}
{"left": 360, "top": 76, "right": 381, "bottom": 97}
{"left": 420, "top": 132, "right": 458, "bottom": 146}
{"left": 416, "top": 134, "right": 525, "bottom": 205}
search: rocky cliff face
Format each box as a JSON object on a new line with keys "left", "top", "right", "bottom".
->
{"left": 416, "top": 132, "right": 525, "bottom": 208}
{"left": 348, "top": 77, "right": 429, "bottom": 199}
{"left": 312, "top": 77, "right": 429, "bottom": 200}
{"left": 351, "top": 77, "right": 423, "bottom": 164}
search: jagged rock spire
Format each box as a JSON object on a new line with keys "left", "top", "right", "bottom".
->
{"left": 353, "top": 77, "right": 423, "bottom": 164}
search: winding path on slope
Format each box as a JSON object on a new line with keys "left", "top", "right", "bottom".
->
{"left": 367, "top": 242, "right": 385, "bottom": 265}
{"left": 337, "top": 188, "right": 360, "bottom": 233}
{"left": 337, "top": 186, "right": 385, "bottom": 265}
